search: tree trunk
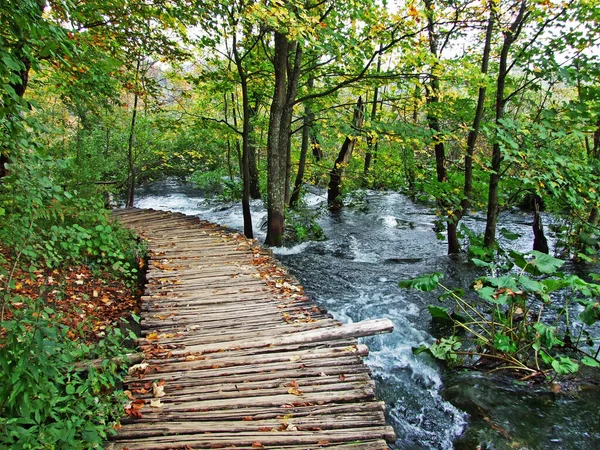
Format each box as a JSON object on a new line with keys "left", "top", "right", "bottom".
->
{"left": 289, "top": 74, "right": 315, "bottom": 208}
{"left": 265, "top": 33, "right": 302, "bottom": 246}
{"left": 483, "top": 0, "right": 528, "bottom": 249}
{"left": 424, "top": 0, "right": 454, "bottom": 252}
{"left": 289, "top": 106, "right": 313, "bottom": 208}
{"left": 448, "top": 5, "right": 495, "bottom": 254}
{"left": 265, "top": 32, "right": 291, "bottom": 246}
{"left": 126, "top": 61, "right": 140, "bottom": 208}
{"left": 223, "top": 94, "right": 234, "bottom": 181}
{"left": 248, "top": 98, "right": 261, "bottom": 199}
{"left": 232, "top": 38, "right": 254, "bottom": 239}
{"left": 364, "top": 53, "right": 382, "bottom": 184}
{"left": 328, "top": 97, "right": 365, "bottom": 211}
{"left": 532, "top": 195, "right": 549, "bottom": 253}
{"left": 462, "top": 7, "right": 494, "bottom": 214}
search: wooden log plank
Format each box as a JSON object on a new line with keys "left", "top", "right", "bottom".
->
{"left": 168, "top": 319, "right": 393, "bottom": 356}
{"left": 107, "top": 427, "right": 395, "bottom": 449}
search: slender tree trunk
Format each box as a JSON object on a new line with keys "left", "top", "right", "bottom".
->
{"left": 328, "top": 97, "right": 365, "bottom": 211}
{"left": 126, "top": 60, "right": 140, "bottom": 208}
{"left": 462, "top": 7, "right": 494, "bottom": 213}
{"left": 290, "top": 106, "right": 313, "bottom": 208}
{"left": 483, "top": 0, "right": 528, "bottom": 249}
{"left": 532, "top": 195, "right": 549, "bottom": 253}
{"left": 448, "top": 6, "right": 495, "bottom": 253}
{"left": 247, "top": 100, "right": 261, "bottom": 199}
{"left": 283, "top": 43, "right": 303, "bottom": 206}
{"left": 223, "top": 93, "right": 234, "bottom": 181}
{"left": 230, "top": 93, "right": 243, "bottom": 176}
{"left": 232, "top": 39, "right": 254, "bottom": 239}
{"left": 424, "top": 0, "right": 455, "bottom": 252}
{"left": 364, "top": 53, "right": 382, "bottom": 184}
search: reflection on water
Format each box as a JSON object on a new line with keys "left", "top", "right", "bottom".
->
{"left": 135, "top": 180, "right": 599, "bottom": 450}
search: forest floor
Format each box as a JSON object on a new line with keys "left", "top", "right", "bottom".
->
{"left": 0, "top": 246, "right": 140, "bottom": 343}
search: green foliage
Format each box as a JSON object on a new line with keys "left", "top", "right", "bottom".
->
{"left": 190, "top": 169, "right": 242, "bottom": 202}
{"left": 285, "top": 205, "right": 326, "bottom": 244}
{"left": 0, "top": 298, "right": 131, "bottom": 449}
{"left": 0, "top": 154, "right": 144, "bottom": 284}
{"left": 401, "top": 250, "right": 600, "bottom": 380}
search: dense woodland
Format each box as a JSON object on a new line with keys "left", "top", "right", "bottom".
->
{"left": 1, "top": 0, "right": 600, "bottom": 448}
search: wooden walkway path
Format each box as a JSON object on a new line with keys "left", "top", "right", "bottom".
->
{"left": 109, "top": 208, "right": 395, "bottom": 450}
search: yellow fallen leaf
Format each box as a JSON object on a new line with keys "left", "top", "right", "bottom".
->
{"left": 150, "top": 398, "right": 162, "bottom": 408}
{"left": 152, "top": 382, "right": 165, "bottom": 398}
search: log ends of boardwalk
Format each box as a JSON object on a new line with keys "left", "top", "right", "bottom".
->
{"left": 109, "top": 208, "right": 396, "bottom": 450}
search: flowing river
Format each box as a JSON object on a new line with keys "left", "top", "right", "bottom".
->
{"left": 134, "top": 179, "right": 600, "bottom": 450}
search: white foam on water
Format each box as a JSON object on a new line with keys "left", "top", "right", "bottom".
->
{"left": 272, "top": 241, "right": 311, "bottom": 256}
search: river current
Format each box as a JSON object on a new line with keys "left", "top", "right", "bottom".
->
{"left": 134, "top": 179, "right": 600, "bottom": 450}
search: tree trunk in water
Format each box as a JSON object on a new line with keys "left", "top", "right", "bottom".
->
{"left": 289, "top": 75, "right": 315, "bottom": 208}
{"left": 424, "top": 0, "right": 454, "bottom": 252}
{"left": 462, "top": 7, "right": 494, "bottom": 214}
{"left": 328, "top": 97, "right": 365, "bottom": 211}
{"left": 532, "top": 195, "right": 549, "bottom": 253}
{"left": 483, "top": 0, "right": 528, "bottom": 249}
{"left": 265, "top": 32, "right": 291, "bottom": 247}
{"left": 232, "top": 38, "right": 254, "bottom": 239}
{"left": 265, "top": 33, "right": 302, "bottom": 246}
{"left": 447, "top": 6, "right": 495, "bottom": 254}
{"left": 289, "top": 107, "right": 313, "bottom": 208}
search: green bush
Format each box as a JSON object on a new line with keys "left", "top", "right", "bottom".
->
{"left": 0, "top": 298, "right": 132, "bottom": 449}
{"left": 402, "top": 250, "right": 600, "bottom": 380}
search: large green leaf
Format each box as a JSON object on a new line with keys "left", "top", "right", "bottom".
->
{"left": 427, "top": 305, "right": 452, "bottom": 323}
{"left": 510, "top": 250, "right": 564, "bottom": 276}
{"left": 399, "top": 272, "right": 443, "bottom": 292}
{"left": 551, "top": 357, "right": 578, "bottom": 375}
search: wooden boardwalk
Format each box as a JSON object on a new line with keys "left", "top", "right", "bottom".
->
{"left": 109, "top": 208, "right": 395, "bottom": 450}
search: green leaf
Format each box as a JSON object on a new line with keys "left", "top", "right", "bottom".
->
{"left": 430, "top": 336, "right": 462, "bottom": 360}
{"left": 578, "top": 302, "right": 600, "bottom": 326}
{"left": 471, "top": 258, "right": 493, "bottom": 268}
{"left": 476, "top": 286, "right": 499, "bottom": 303}
{"left": 65, "top": 384, "right": 75, "bottom": 395}
{"left": 500, "top": 228, "right": 521, "bottom": 241}
{"left": 399, "top": 272, "right": 443, "bottom": 292}
{"left": 427, "top": 305, "right": 453, "bottom": 323}
{"left": 551, "top": 356, "right": 578, "bottom": 375}
{"left": 533, "top": 323, "right": 562, "bottom": 349}
{"left": 412, "top": 344, "right": 432, "bottom": 356}
{"left": 518, "top": 276, "right": 543, "bottom": 293}
{"left": 493, "top": 333, "right": 517, "bottom": 353}
{"left": 581, "top": 356, "right": 600, "bottom": 368}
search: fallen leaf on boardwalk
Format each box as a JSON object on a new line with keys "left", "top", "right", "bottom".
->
{"left": 317, "top": 441, "right": 330, "bottom": 445}
{"left": 146, "top": 332, "right": 159, "bottom": 340}
{"left": 339, "top": 374, "right": 346, "bottom": 381}
{"left": 289, "top": 355, "right": 300, "bottom": 362}
{"left": 319, "top": 372, "right": 328, "bottom": 377}
{"left": 258, "top": 427, "right": 272, "bottom": 432}
{"left": 124, "top": 390, "right": 135, "bottom": 400}
{"left": 124, "top": 406, "right": 143, "bottom": 418}
{"left": 252, "top": 443, "right": 264, "bottom": 448}
{"left": 128, "top": 363, "right": 149, "bottom": 375}
{"left": 287, "top": 387, "right": 303, "bottom": 396}
{"left": 242, "top": 416, "right": 253, "bottom": 421}
{"left": 152, "top": 382, "right": 165, "bottom": 398}
{"left": 287, "top": 380, "right": 299, "bottom": 388}
{"left": 150, "top": 398, "right": 162, "bottom": 408}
